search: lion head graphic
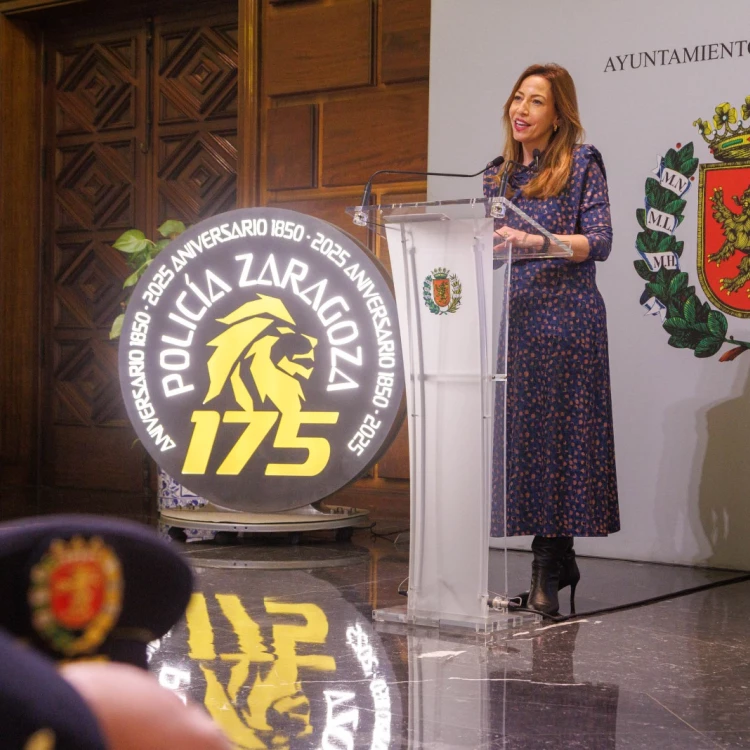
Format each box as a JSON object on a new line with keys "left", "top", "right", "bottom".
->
{"left": 203, "top": 294, "right": 318, "bottom": 415}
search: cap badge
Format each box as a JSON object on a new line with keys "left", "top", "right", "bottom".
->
{"left": 28, "top": 536, "right": 123, "bottom": 657}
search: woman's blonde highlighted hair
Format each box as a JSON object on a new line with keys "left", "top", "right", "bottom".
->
{"left": 502, "top": 63, "right": 584, "bottom": 199}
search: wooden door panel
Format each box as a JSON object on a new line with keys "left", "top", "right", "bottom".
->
{"left": 53, "top": 235, "right": 130, "bottom": 331}
{"left": 154, "top": 15, "right": 238, "bottom": 227}
{"left": 54, "top": 38, "right": 139, "bottom": 134}
{"left": 266, "top": 104, "right": 316, "bottom": 191}
{"left": 380, "top": 0, "right": 431, "bottom": 84}
{"left": 263, "top": 0, "right": 372, "bottom": 96}
{"left": 43, "top": 8, "right": 239, "bottom": 491}
{"left": 321, "top": 85, "right": 429, "bottom": 187}
{"left": 54, "top": 140, "right": 138, "bottom": 232}
{"left": 45, "top": 28, "right": 145, "bottom": 490}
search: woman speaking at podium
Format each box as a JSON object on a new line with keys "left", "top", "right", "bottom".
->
{"left": 483, "top": 63, "right": 620, "bottom": 616}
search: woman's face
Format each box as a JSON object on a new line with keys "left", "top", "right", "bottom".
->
{"left": 508, "top": 75, "right": 558, "bottom": 154}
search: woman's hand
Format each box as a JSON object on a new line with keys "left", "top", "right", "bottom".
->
{"left": 493, "top": 226, "right": 543, "bottom": 251}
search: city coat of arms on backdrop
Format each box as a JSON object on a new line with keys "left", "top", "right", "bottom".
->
{"left": 633, "top": 96, "right": 750, "bottom": 361}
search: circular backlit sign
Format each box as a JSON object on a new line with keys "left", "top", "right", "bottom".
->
{"left": 118, "top": 208, "right": 404, "bottom": 512}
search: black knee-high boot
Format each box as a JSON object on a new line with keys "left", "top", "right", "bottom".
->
{"left": 527, "top": 536, "right": 571, "bottom": 615}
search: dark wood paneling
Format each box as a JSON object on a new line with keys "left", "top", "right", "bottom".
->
{"left": 380, "top": 0, "right": 430, "bottom": 83}
{"left": 0, "top": 15, "right": 41, "bottom": 484}
{"left": 42, "top": 7, "right": 239, "bottom": 491}
{"left": 0, "top": 0, "right": 84, "bottom": 14}
{"left": 263, "top": 0, "right": 372, "bottom": 96}
{"left": 154, "top": 13, "right": 238, "bottom": 227}
{"left": 52, "top": 424, "right": 145, "bottom": 489}
{"left": 377, "top": 421, "right": 409, "bottom": 478}
{"left": 321, "top": 85, "right": 428, "bottom": 187}
{"left": 237, "top": 0, "right": 260, "bottom": 208}
{"left": 260, "top": 2, "right": 431, "bottom": 496}
{"left": 44, "top": 26, "right": 146, "bottom": 490}
{"left": 266, "top": 104, "right": 316, "bottom": 190}
{"left": 268, "top": 195, "right": 369, "bottom": 247}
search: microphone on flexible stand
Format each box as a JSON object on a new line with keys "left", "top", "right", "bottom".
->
{"left": 495, "top": 148, "right": 543, "bottom": 217}
{"left": 352, "top": 155, "right": 505, "bottom": 226}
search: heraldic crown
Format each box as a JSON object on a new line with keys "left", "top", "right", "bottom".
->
{"left": 694, "top": 96, "right": 750, "bottom": 162}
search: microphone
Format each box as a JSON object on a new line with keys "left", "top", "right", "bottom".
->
{"left": 497, "top": 149, "right": 543, "bottom": 202}
{"left": 353, "top": 155, "right": 505, "bottom": 226}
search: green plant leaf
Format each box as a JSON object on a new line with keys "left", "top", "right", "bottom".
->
{"left": 123, "top": 270, "right": 140, "bottom": 288}
{"left": 110, "top": 313, "right": 125, "bottom": 339}
{"left": 668, "top": 272, "right": 688, "bottom": 296}
{"left": 667, "top": 302, "right": 681, "bottom": 319}
{"left": 645, "top": 178, "right": 661, "bottom": 204}
{"left": 674, "top": 240, "right": 685, "bottom": 258}
{"left": 664, "top": 198, "right": 686, "bottom": 215}
{"left": 663, "top": 149, "right": 678, "bottom": 171}
{"left": 633, "top": 260, "right": 654, "bottom": 281}
{"left": 636, "top": 208, "right": 648, "bottom": 231}
{"left": 663, "top": 317, "right": 689, "bottom": 333}
{"left": 707, "top": 309, "right": 728, "bottom": 338}
{"left": 681, "top": 157, "right": 699, "bottom": 177}
{"left": 158, "top": 220, "right": 186, "bottom": 238}
{"left": 113, "top": 229, "right": 148, "bottom": 254}
{"left": 684, "top": 295, "right": 697, "bottom": 323}
{"left": 646, "top": 281, "right": 665, "bottom": 298}
{"left": 668, "top": 333, "right": 693, "bottom": 349}
{"left": 678, "top": 142, "right": 694, "bottom": 160}
{"left": 155, "top": 238, "right": 170, "bottom": 252}
{"left": 657, "top": 234, "right": 673, "bottom": 252}
{"left": 694, "top": 336, "right": 723, "bottom": 358}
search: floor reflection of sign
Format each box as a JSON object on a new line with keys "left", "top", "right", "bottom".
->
{"left": 150, "top": 589, "right": 395, "bottom": 750}
{"left": 118, "top": 208, "right": 404, "bottom": 512}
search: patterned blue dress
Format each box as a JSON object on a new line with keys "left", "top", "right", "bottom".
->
{"left": 484, "top": 144, "right": 620, "bottom": 537}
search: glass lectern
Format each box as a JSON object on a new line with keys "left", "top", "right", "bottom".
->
{"left": 348, "top": 197, "right": 571, "bottom": 632}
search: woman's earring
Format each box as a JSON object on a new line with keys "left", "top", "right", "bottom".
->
{"left": 554, "top": 123, "right": 559, "bottom": 133}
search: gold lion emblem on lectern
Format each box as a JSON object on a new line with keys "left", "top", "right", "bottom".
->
{"left": 182, "top": 294, "right": 339, "bottom": 477}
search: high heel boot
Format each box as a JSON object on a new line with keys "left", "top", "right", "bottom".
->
{"left": 559, "top": 539, "right": 580, "bottom": 614}
{"left": 516, "top": 538, "right": 579, "bottom": 613}
{"left": 526, "top": 536, "right": 571, "bottom": 616}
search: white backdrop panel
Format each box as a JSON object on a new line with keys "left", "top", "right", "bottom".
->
{"left": 430, "top": 0, "right": 750, "bottom": 569}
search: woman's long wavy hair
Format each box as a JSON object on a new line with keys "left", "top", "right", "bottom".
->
{"left": 501, "top": 63, "right": 584, "bottom": 199}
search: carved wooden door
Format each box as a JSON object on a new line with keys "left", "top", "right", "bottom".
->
{"left": 42, "top": 5, "right": 238, "bottom": 491}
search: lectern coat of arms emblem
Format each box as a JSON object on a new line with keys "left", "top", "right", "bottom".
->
{"left": 423, "top": 267, "right": 462, "bottom": 315}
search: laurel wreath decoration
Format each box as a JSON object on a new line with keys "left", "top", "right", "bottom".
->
{"left": 422, "top": 268, "right": 462, "bottom": 315}
{"left": 447, "top": 274, "right": 462, "bottom": 313}
{"left": 633, "top": 142, "right": 750, "bottom": 361}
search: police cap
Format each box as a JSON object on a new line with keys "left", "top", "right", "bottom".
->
{"left": 0, "top": 514, "right": 193, "bottom": 669}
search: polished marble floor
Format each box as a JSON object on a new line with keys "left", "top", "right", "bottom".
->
{"left": 143, "top": 522, "right": 750, "bottom": 750}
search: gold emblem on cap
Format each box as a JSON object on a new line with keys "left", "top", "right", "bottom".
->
{"left": 24, "top": 729, "right": 56, "bottom": 750}
{"left": 28, "top": 536, "right": 123, "bottom": 657}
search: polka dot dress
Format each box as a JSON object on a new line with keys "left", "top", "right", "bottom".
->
{"left": 484, "top": 144, "right": 620, "bottom": 538}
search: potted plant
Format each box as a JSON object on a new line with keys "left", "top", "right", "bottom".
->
{"left": 109, "top": 220, "right": 186, "bottom": 339}
{"left": 110, "top": 220, "right": 214, "bottom": 541}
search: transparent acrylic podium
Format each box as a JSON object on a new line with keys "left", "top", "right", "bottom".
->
{"left": 348, "top": 197, "right": 571, "bottom": 633}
